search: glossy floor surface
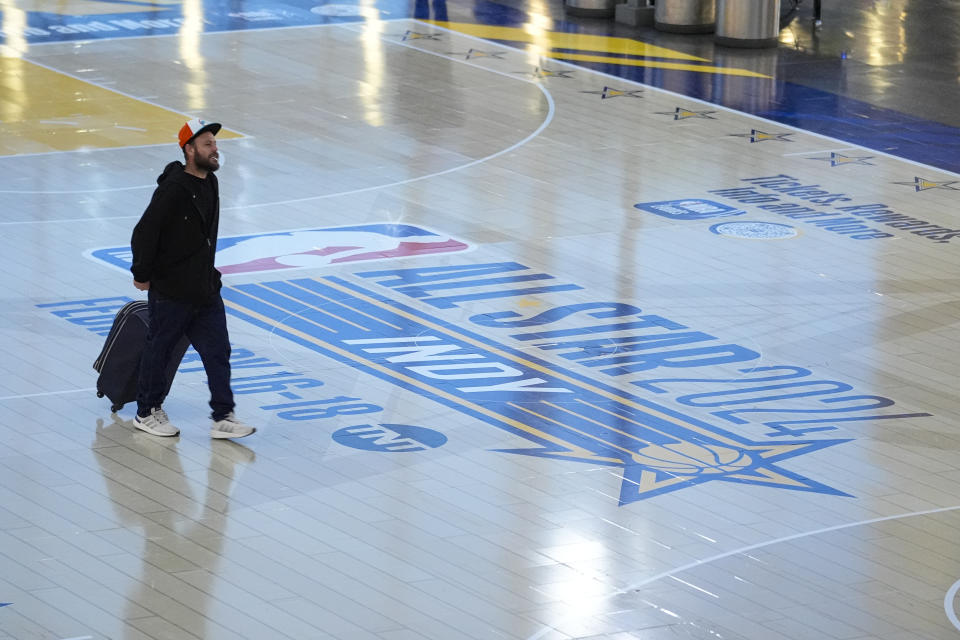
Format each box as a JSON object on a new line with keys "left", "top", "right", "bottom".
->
{"left": 3, "top": 0, "right": 960, "bottom": 638}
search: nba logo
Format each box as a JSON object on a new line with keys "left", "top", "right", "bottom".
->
{"left": 86, "top": 223, "right": 472, "bottom": 275}
{"left": 214, "top": 223, "right": 471, "bottom": 274}
{"left": 634, "top": 199, "right": 746, "bottom": 220}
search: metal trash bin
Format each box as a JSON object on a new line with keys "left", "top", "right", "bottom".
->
{"left": 715, "top": 0, "right": 781, "bottom": 48}
{"left": 564, "top": 0, "right": 617, "bottom": 19}
{"left": 654, "top": 0, "right": 716, "bottom": 34}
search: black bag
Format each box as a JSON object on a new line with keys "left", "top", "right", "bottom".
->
{"left": 93, "top": 300, "right": 190, "bottom": 412}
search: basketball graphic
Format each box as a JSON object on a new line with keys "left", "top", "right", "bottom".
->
{"left": 630, "top": 441, "right": 753, "bottom": 476}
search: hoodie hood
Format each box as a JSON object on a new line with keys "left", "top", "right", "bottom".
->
{"left": 157, "top": 161, "right": 185, "bottom": 185}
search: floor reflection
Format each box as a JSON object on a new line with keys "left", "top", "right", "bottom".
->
{"left": 93, "top": 416, "right": 255, "bottom": 638}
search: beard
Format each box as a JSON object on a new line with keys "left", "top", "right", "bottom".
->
{"left": 195, "top": 151, "right": 220, "bottom": 172}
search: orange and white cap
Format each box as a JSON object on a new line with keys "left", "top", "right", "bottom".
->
{"left": 178, "top": 118, "right": 222, "bottom": 148}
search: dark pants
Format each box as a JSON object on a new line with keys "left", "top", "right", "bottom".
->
{"left": 137, "top": 289, "right": 234, "bottom": 420}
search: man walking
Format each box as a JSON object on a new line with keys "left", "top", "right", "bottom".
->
{"left": 130, "top": 118, "right": 255, "bottom": 439}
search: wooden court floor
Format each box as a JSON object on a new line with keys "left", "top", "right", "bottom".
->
{"left": 2, "top": 6, "right": 960, "bottom": 640}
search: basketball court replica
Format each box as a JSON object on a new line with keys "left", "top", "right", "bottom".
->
{"left": 2, "top": 3, "right": 960, "bottom": 639}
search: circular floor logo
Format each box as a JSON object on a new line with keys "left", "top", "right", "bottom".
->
{"left": 709, "top": 221, "right": 798, "bottom": 239}
{"left": 332, "top": 423, "right": 447, "bottom": 452}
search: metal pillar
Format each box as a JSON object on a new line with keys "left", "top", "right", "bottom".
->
{"left": 654, "top": 0, "right": 716, "bottom": 34}
{"left": 714, "top": 0, "right": 781, "bottom": 48}
{"left": 563, "top": 0, "right": 617, "bottom": 18}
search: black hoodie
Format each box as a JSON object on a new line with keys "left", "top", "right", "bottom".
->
{"left": 130, "top": 161, "right": 222, "bottom": 304}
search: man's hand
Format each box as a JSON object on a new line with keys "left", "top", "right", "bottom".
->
{"left": 133, "top": 279, "right": 150, "bottom": 291}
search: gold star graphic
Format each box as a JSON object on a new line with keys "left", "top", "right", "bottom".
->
{"left": 808, "top": 152, "right": 876, "bottom": 167}
{"left": 729, "top": 129, "right": 794, "bottom": 143}
{"left": 655, "top": 107, "right": 717, "bottom": 120}
{"left": 401, "top": 30, "right": 443, "bottom": 41}
{"left": 516, "top": 67, "right": 575, "bottom": 79}
{"left": 892, "top": 177, "right": 960, "bottom": 192}
{"left": 581, "top": 86, "right": 644, "bottom": 99}
{"left": 447, "top": 49, "right": 507, "bottom": 60}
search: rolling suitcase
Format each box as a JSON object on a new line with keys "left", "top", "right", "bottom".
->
{"left": 93, "top": 300, "right": 190, "bottom": 412}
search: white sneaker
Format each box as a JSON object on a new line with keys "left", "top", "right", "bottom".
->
{"left": 134, "top": 407, "right": 180, "bottom": 437}
{"left": 211, "top": 412, "right": 256, "bottom": 439}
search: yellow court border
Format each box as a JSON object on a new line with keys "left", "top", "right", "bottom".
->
{"left": 426, "top": 20, "right": 772, "bottom": 78}
{"left": 0, "top": 56, "right": 243, "bottom": 156}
